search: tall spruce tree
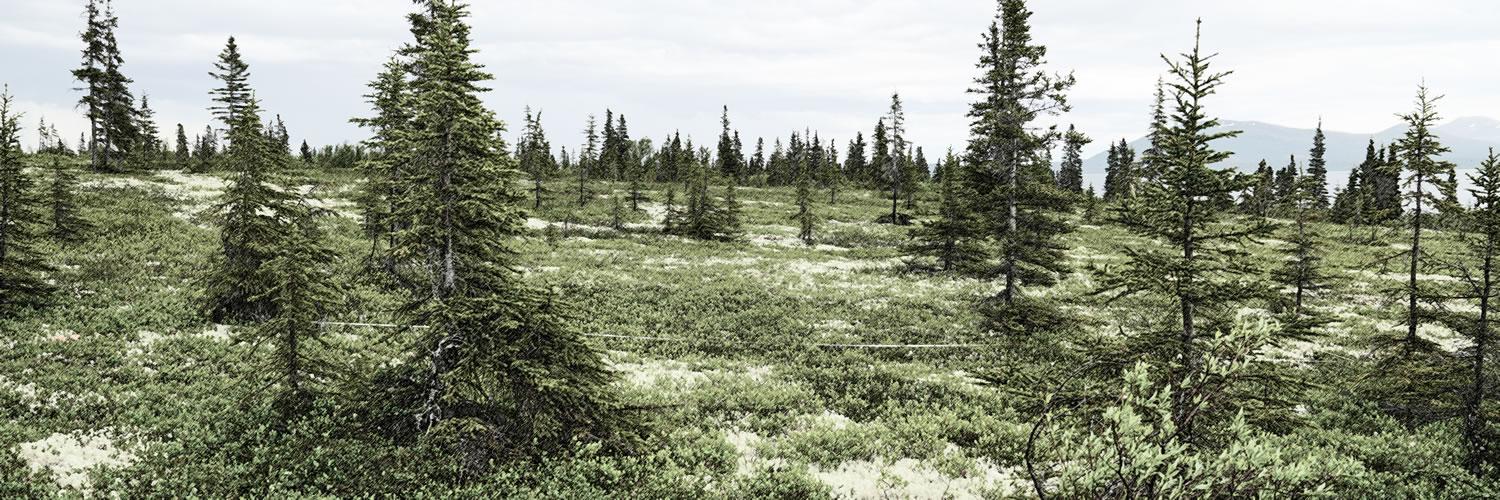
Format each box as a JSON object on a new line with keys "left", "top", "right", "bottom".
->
{"left": 1307, "top": 121, "right": 1330, "bottom": 210}
{"left": 0, "top": 89, "right": 52, "bottom": 315}
{"left": 194, "top": 125, "right": 218, "bottom": 172}
{"left": 870, "top": 119, "right": 890, "bottom": 190}
{"left": 1102, "top": 140, "right": 1135, "bottom": 200}
{"left": 612, "top": 114, "right": 631, "bottom": 181}
{"left": 959, "top": 0, "right": 1076, "bottom": 323}
{"left": 73, "top": 0, "right": 138, "bottom": 172}
{"left": 252, "top": 195, "right": 339, "bottom": 418}
{"left": 518, "top": 107, "right": 557, "bottom": 210}
{"left": 1094, "top": 21, "right": 1274, "bottom": 441}
{"left": 718, "top": 106, "right": 744, "bottom": 180}
{"left": 1459, "top": 149, "right": 1500, "bottom": 472}
{"left": 1272, "top": 157, "right": 1327, "bottom": 320}
{"left": 845, "top": 132, "right": 868, "bottom": 186}
{"left": 1273, "top": 156, "right": 1298, "bottom": 214}
{"left": 204, "top": 96, "right": 296, "bottom": 324}
{"left": 1137, "top": 77, "right": 1168, "bottom": 182}
{"left": 1057, "top": 124, "right": 1088, "bottom": 194}
{"left": 793, "top": 149, "right": 817, "bottom": 245}
{"left": 375, "top": 1, "right": 618, "bottom": 454}
{"left": 350, "top": 57, "right": 412, "bottom": 268}
{"left": 882, "top": 93, "right": 911, "bottom": 224}
{"left": 1395, "top": 85, "right": 1455, "bottom": 349}
{"left": 578, "top": 114, "right": 598, "bottom": 206}
{"left": 130, "top": 95, "right": 161, "bottom": 169}
{"left": 750, "top": 137, "right": 766, "bottom": 181}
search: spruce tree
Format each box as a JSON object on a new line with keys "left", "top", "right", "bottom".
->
{"left": 610, "top": 194, "right": 626, "bottom": 231}
{"left": 73, "top": 0, "right": 138, "bottom": 172}
{"left": 870, "top": 119, "right": 890, "bottom": 190}
{"left": 1137, "top": 77, "right": 1168, "bottom": 182}
{"left": 376, "top": 1, "right": 618, "bottom": 453}
{"left": 717, "top": 106, "right": 744, "bottom": 180}
{"left": 578, "top": 115, "right": 597, "bottom": 206}
{"left": 517, "top": 107, "right": 556, "bottom": 210}
{"left": 1395, "top": 85, "right": 1455, "bottom": 349}
{"left": 1273, "top": 156, "right": 1298, "bottom": 214}
{"left": 1272, "top": 158, "right": 1328, "bottom": 321}
{"left": 1369, "top": 143, "right": 1403, "bottom": 222}
{"left": 1102, "top": 140, "right": 1135, "bottom": 200}
{"left": 822, "top": 139, "right": 843, "bottom": 203}
{"left": 845, "top": 132, "right": 868, "bottom": 186}
{"left": 882, "top": 94, "right": 910, "bottom": 224}
{"left": 750, "top": 138, "right": 766, "bottom": 181}
{"left": 1240, "top": 159, "right": 1275, "bottom": 217}
{"left": 0, "top": 89, "right": 52, "bottom": 315}
{"left": 350, "top": 57, "right": 412, "bottom": 268}
{"left": 793, "top": 153, "right": 817, "bottom": 245}
{"left": 1307, "top": 121, "right": 1330, "bottom": 209}
{"left": 252, "top": 197, "right": 339, "bottom": 418}
{"left": 209, "top": 36, "right": 253, "bottom": 141}
{"left": 721, "top": 177, "right": 743, "bottom": 240}
{"left": 204, "top": 96, "right": 296, "bottom": 324}
{"left": 130, "top": 94, "right": 161, "bottom": 169}
{"left": 194, "top": 125, "right": 218, "bottom": 172}
{"left": 174, "top": 124, "right": 190, "bottom": 168}
{"left": 1330, "top": 160, "right": 1362, "bottom": 223}
{"left": 907, "top": 149, "right": 985, "bottom": 273}
{"left": 1057, "top": 124, "right": 1088, "bottom": 194}
{"left": 612, "top": 114, "right": 632, "bottom": 181}
{"left": 1460, "top": 149, "right": 1500, "bottom": 472}
{"left": 47, "top": 160, "right": 90, "bottom": 244}
{"left": 961, "top": 0, "right": 1076, "bottom": 312}
{"left": 1094, "top": 21, "right": 1274, "bottom": 441}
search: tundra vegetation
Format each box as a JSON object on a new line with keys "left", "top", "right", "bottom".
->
{"left": 1, "top": 0, "right": 1498, "bottom": 498}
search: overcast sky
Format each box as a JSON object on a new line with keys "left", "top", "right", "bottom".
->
{"left": 3, "top": 0, "right": 1498, "bottom": 161}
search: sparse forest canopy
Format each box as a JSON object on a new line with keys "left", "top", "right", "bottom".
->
{"left": 3, "top": 0, "right": 1500, "bottom": 498}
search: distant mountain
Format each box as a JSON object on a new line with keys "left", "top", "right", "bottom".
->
{"left": 1082, "top": 117, "right": 1500, "bottom": 190}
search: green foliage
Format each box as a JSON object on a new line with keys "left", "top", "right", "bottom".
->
{"left": 73, "top": 0, "right": 140, "bottom": 172}
{"left": 351, "top": 56, "right": 412, "bottom": 270}
{"left": 1057, "top": 125, "right": 1088, "bottom": 194}
{"left": 365, "top": 0, "right": 625, "bottom": 461}
{"left": 0, "top": 89, "right": 52, "bottom": 315}
{"left": 1095, "top": 21, "right": 1277, "bottom": 440}
{"left": 667, "top": 169, "right": 741, "bottom": 242}
{"left": 793, "top": 169, "right": 818, "bottom": 246}
{"left": 203, "top": 98, "right": 297, "bottom": 324}
{"left": 250, "top": 200, "right": 341, "bottom": 417}
{"left": 208, "top": 36, "right": 253, "bottom": 138}
{"left": 48, "top": 160, "right": 91, "bottom": 244}
{"left": 905, "top": 151, "right": 986, "bottom": 275}
{"left": 957, "top": 0, "right": 1077, "bottom": 316}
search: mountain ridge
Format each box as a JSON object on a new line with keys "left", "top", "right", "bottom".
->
{"left": 1082, "top": 117, "right": 1500, "bottom": 187}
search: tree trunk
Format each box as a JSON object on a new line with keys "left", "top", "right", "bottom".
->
{"left": 1176, "top": 197, "right": 1197, "bottom": 438}
{"left": 1003, "top": 138, "right": 1018, "bottom": 305}
{"left": 1407, "top": 174, "right": 1424, "bottom": 346}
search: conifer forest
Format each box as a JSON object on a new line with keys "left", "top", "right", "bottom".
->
{"left": 6, "top": 0, "right": 1500, "bottom": 497}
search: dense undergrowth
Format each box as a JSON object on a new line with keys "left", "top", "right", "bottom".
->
{"left": 1, "top": 159, "right": 1495, "bottom": 498}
